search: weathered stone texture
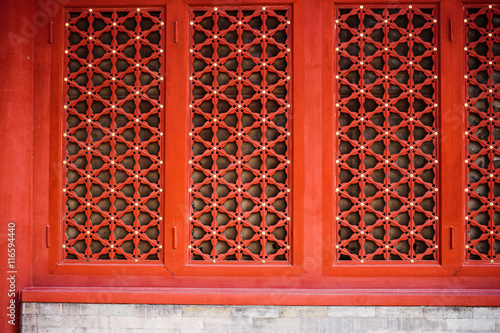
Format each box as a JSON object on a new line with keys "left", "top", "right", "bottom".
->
{"left": 21, "top": 303, "right": 500, "bottom": 332}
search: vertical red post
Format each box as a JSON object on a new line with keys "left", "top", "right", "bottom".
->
{"left": 0, "top": 0, "right": 34, "bottom": 332}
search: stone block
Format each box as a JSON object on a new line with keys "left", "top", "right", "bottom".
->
{"left": 279, "top": 306, "right": 327, "bottom": 318}
{"left": 253, "top": 317, "right": 353, "bottom": 331}
{"left": 349, "top": 317, "right": 388, "bottom": 331}
{"left": 370, "top": 331, "right": 422, "bottom": 333}
{"left": 22, "top": 302, "right": 37, "bottom": 315}
{"left": 109, "top": 315, "right": 157, "bottom": 329}
{"left": 376, "top": 306, "right": 425, "bottom": 319}
{"left": 231, "top": 306, "right": 279, "bottom": 318}
{"left": 474, "top": 307, "right": 500, "bottom": 319}
{"left": 21, "top": 327, "right": 37, "bottom": 333}
{"left": 204, "top": 317, "right": 253, "bottom": 330}
{"left": 86, "top": 304, "right": 137, "bottom": 317}
{"left": 107, "top": 329, "right": 134, "bottom": 333}
{"left": 399, "top": 317, "right": 446, "bottom": 331}
{"left": 143, "top": 304, "right": 182, "bottom": 317}
{"left": 61, "top": 303, "right": 83, "bottom": 316}
{"left": 21, "top": 314, "right": 36, "bottom": 327}
{"left": 182, "top": 305, "right": 230, "bottom": 318}
{"left": 156, "top": 316, "right": 204, "bottom": 329}
{"left": 62, "top": 315, "right": 109, "bottom": 328}
{"left": 78, "top": 304, "right": 114, "bottom": 317}
{"left": 36, "top": 314, "right": 63, "bottom": 327}
{"left": 386, "top": 317, "right": 402, "bottom": 330}
{"left": 327, "top": 306, "right": 376, "bottom": 318}
{"left": 252, "top": 318, "right": 302, "bottom": 330}
{"left": 423, "top": 307, "right": 474, "bottom": 320}
{"left": 38, "top": 328, "right": 84, "bottom": 333}
{"left": 299, "top": 317, "right": 344, "bottom": 331}
{"left": 131, "top": 329, "right": 180, "bottom": 333}
{"left": 37, "top": 303, "right": 62, "bottom": 315}
{"left": 129, "top": 304, "right": 182, "bottom": 318}
{"left": 447, "top": 318, "right": 495, "bottom": 331}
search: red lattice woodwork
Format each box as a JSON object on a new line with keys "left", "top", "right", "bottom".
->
{"left": 62, "top": 8, "right": 165, "bottom": 261}
{"left": 334, "top": 5, "right": 439, "bottom": 263}
{"left": 188, "top": 6, "right": 292, "bottom": 263}
{"left": 464, "top": 5, "right": 500, "bottom": 263}
{"left": 9, "top": 0, "right": 500, "bottom": 320}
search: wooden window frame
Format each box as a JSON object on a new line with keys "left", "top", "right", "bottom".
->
{"left": 25, "top": 0, "right": 500, "bottom": 306}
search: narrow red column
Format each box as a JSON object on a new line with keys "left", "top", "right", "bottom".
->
{"left": 0, "top": 0, "right": 34, "bottom": 332}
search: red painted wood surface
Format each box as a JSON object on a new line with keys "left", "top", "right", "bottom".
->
{"left": 463, "top": 4, "right": 500, "bottom": 263}
{"left": 20, "top": 286, "right": 500, "bottom": 306}
{"left": 0, "top": 1, "right": 34, "bottom": 332}
{"left": 187, "top": 6, "right": 293, "bottom": 264}
{"left": 0, "top": 4, "right": 500, "bottom": 331}
{"left": 61, "top": 7, "right": 166, "bottom": 262}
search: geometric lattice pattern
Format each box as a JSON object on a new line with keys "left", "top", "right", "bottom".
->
{"left": 334, "top": 5, "right": 439, "bottom": 262}
{"left": 464, "top": 5, "right": 500, "bottom": 263}
{"left": 188, "top": 7, "right": 291, "bottom": 263}
{"left": 62, "top": 8, "right": 164, "bottom": 261}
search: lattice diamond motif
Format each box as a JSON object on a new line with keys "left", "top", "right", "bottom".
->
{"left": 62, "top": 8, "right": 164, "bottom": 261}
{"left": 335, "top": 5, "right": 439, "bottom": 262}
{"left": 464, "top": 5, "right": 500, "bottom": 263}
{"left": 189, "top": 7, "right": 291, "bottom": 263}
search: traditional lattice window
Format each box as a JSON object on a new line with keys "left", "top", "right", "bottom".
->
{"left": 334, "top": 5, "right": 439, "bottom": 262}
{"left": 464, "top": 5, "right": 500, "bottom": 263}
{"left": 188, "top": 7, "right": 292, "bottom": 263}
{"left": 62, "top": 8, "right": 165, "bottom": 261}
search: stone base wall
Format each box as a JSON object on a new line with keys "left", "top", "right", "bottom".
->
{"left": 21, "top": 303, "right": 500, "bottom": 332}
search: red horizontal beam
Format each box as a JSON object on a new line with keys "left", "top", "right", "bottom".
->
{"left": 21, "top": 287, "right": 500, "bottom": 306}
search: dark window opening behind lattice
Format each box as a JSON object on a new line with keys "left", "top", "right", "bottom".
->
{"left": 464, "top": 5, "right": 500, "bottom": 263}
{"left": 334, "top": 5, "right": 439, "bottom": 263}
{"left": 62, "top": 8, "right": 164, "bottom": 261}
{"left": 188, "top": 7, "right": 292, "bottom": 263}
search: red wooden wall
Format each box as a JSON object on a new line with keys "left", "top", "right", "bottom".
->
{"left": 2, "top": 0, "right": 500, "bottom": 332}
{"left": 0, "top": 0, "right": 34, "bottom": 332}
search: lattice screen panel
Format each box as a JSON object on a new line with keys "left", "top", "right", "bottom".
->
{"left": 188, "top": 7, "right": 292, "bottom": 263}
{"left": 464, "top": 5, "right": 500, "bottom": 263}
{"left": 62, "top": 8, "right": 164, "bottom": 261}
{"left": 334, "top": 5, "right": 439, "bottom": 262}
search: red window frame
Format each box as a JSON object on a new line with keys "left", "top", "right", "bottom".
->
{"left": 462, "top": 3, "right": 500, "bottom": 270}
{"left": 61, "top": 7, "right": 167, "bottom": 264}
{"left": 40, "top": 0, "right": 306, "bottom": 282}
{"left": 333, "top": 4, "right": 441, "bottom": 268}
{"left": 24, "top": 0, "right": 500, "bottom": 306}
